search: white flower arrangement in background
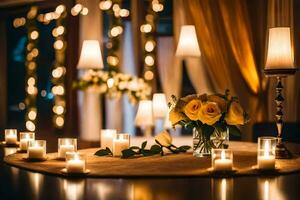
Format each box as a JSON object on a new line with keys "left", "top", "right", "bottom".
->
{"left": 73, "top": 70, "right": 152, "bottom": 104}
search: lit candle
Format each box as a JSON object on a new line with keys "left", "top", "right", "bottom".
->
{"left": 5, "top": 129, "right": 18, "bottom": 145}
{"left": 113, "top": 133, "right": 130, "bottom": 157}
{"left": 27, "top": 140, "right": 46, "bottom": 160}
{"left": 213, "top": 150, "right": 233, "bottom": 171}
{"left": 58, "top": 138, "right": 77, "bottom": 159}
{"left": 258, "top": 140, "right": 275, "bottom": 170}
{"left": 101, "top": 129, "right": 116, "bottom": 150}
{"left": 66, "top": 153, "right": 86, "bottom": 173}
{"left": 19, "top": 132, "right": 35, "bottom": 151}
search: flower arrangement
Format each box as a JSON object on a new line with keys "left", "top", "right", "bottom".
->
{"left": 73, "top": 70, "right": 152, "bottom": 104}
{"left": 168, "top": 90, "right": 249, "bottom": 157}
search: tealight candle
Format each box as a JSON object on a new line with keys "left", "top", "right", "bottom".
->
{"left": 58, "top": 138, "right": 77, "bottom": 159}
{"left": 66, "top": 152, "right": 86, "bottom": 173}
{"left": 27, "top": 140, "right": 46, "bottom": 160}
{"left": 113, "top": 133, "right": 130, "bottom": 157}
{"left": 5, "top": 129, "right": 18, "bottom": 145}
{"left": 212, "top": 149, "right": 233, "bottom": 171}
{"left": 101, "top": 129, "right": 117, "bottom": 150}
{"left": 257, "top": 137, "right": 276, "bottom": 170}
{"left": 19, "top": 132, "right": 35, "bottom": 151}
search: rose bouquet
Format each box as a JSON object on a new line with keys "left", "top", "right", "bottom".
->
{"left": 168, "top": 90, "right": 249, "bottom": 157}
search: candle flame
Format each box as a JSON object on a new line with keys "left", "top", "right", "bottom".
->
{"left": 221, "top": 150, "right": 226, "bottom": 160}
{"left": 264, "top": 141, "right": 270, "bottom": 157}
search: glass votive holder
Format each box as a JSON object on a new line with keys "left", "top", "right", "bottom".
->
{"left": 65, "top": 152, "right": 86, "bottom": 173}
{"left": 113, "top": 133, "right": 130, "bottom": 157}
{"left": 58, "top": 138, "right": 77, "bottom": 159}
{"left": 19, "top": 132, "right": 35, "bottom": 151}
{"left": 211, "top": 149, "right": 233, "bottom": 171}
{"left": 100, "top": 129, "right": 117, "bottom": 150}
{"left": 27, "top": 140, "right": 47, "bottom": 160}
{"left": 257, "top": 137, "right": 277, "bottom": 170}
{"left": 5, "top": 129, "right": 18, "bottom": 145}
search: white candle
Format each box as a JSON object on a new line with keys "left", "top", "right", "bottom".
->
{"left": 213, "top": 150, "right": 233, "bottom": 171}
{"left": 5, "top": 134, "right": 17, "bottom": 144}
{"left": 66, "top": 156, "right": 85, "bottom": 173}
{"left": 101, "top": 129, "right": 116, "bottom": 150}
{"left": 58, "top": 144, "right": 75, "bottom": 159}
{"left": 258, "top": 141, "right": 275, "bottom": 170}
{"left": 28, "top": 146, "right": 45, "bottom": 159}
{"left": 113, "top": 137, "right": 129, "bottom": 157}
{"left": 20, "top": 138, "right": 34, "bottom": 151}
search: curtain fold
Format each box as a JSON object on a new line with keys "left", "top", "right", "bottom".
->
{"left": 186, "top": 0, "right": 268, "bottom": 140}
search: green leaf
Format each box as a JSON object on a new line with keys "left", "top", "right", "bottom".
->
{"left": 141, "top": 149, "right": 155, "bottom": 157}
{"left": 121, "top": 149, "right": 136, "bottom": 159}
{"left": 228, "top": 125, "right": 242, "bottom": 137}
{"left": 94, "top": 148, "right": 112, "bottom": 156}
{"left": 177, "top": 145, "right": 191, "bottom": 152}
{"left": 150, "top": 145, "right": 162, "bottom": 154}
{"left": 141, "top": 141, "right": 147, "bottom": 149}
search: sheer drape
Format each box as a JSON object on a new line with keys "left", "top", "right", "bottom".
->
{"left": 185, "top": 0, "right": 268, "bottom": 140}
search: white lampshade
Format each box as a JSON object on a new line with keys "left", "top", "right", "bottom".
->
{"left": 175, "top": 25, "right": 201, "bottom": 57}
{"left": 135, "top": 100, "right": 154, "bottom": 127}
{"left": 152, "top": 93, "right": 168, "bottom": 119}
{"left": 265, "top": 27, "right": 294, "bottom": 70}
{"left": 77, "top": 40, "right": 104, "bottom": 69}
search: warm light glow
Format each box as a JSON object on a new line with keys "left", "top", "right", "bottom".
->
{"left": 152, "top": 3, "right": 164, "bottom": 12}
{"left": 144, "top": 71, "right": 154, "bottom": 80}
{"left": 30, "top": 31, "right": 39, "bottom": 40}
{"left": 28, "top": 62, "right": 36, "bottom": 70}
{"left": 145, "top": 40, "right": 155, "bottom": 52}
{"left": 264, "top": 140, "right": 270, "bottom": 157}
{"left": 119, "top": 9, "right": 130, "bottom": 17}
{"left": 52, "top": 85, "right": 65, "bottom": 95}
{"left": 26, "top": 121, "right": 36, "bottom": 131}
{"left": 54, "top": 40, "right": 64, "bottom": 50}
{"left": 107, "top": 78, "right": 115, "bottom": 88}
{"left": 176, "top": 25, "right": 201, "bottom": 57}
{"left": 110, "top": 26, "right": 123, "bottom": 37}
{"left": 28, "top": 109, "right": 37, "bottom": 120}
{"left": 55, "top": 5, "right": 66, "bottom": 14}
{"left": 140, "top": 24, "right": 152, "bottom": 33}
{"left": 107, "top": 56, "right": 119, "bottom": 66}
{"left": 265, "top": 27, "right": 294, "bottom": 69}
{"left": 74, "top": 4, "right": 83, "bottom": 13}
{"left": 53, "top": 105, "right": 64, "bottom": 115}
{"left": 81, "top": 7, "right": 89, "bottom": 16}
{"left": 77, "top": 40, "right": 104, "bottom": 69}
{"left": 145, "top": 55, "right": 155, "bottom": 66}
{"left": 135, "top": 100, "right": 154, "bottom": 126}
{"left": 152, "top": 93, "right": 168, "bottom": 118}
{"left": 31, "top": 48, "right": 39, "bottom": 57}
{"left": 13, "top": 17, "right": 26, "bottom": 28}
{"left": 52, "top": 26, "right": 65, "bottom": 37}
{"left": 221, "top": 150, "right": 226, "bottom": 160}
{"left": 99, "top": 0, "right": 112, "bottom": 10}
{"left": 52, "top": 67, "right": 65, "bottom": 78}
{"left": 27, "top": 77, "right": 36, "bottom": 85}
{"left": 56, "top": 116, "right": 64, "bottom": 127}
{"left": 27, "top": 86, "right": 37, "bottom": 95}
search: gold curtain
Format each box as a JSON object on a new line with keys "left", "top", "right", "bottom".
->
{"left": 185, "top": 0, "right": 268, "bottom": 140}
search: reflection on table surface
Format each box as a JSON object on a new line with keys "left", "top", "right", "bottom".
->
{"left": 1, "top": 145, "right": 300, "bottom": 200}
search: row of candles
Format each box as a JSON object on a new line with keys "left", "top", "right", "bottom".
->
{"left": 4, "top": 129, "right": 277, "bottom": 172}
{"left": 4, "top": 129, "right": 130, "bottom": 173}
{"left": 212, "top": 137, "right": 276, "bottom": 171}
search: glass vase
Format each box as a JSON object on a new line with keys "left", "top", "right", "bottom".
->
{"left": 193, "top": 127, "right": 229, "bottom": 157}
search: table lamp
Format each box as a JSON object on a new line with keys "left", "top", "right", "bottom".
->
{"left": 152, "top": 93, "right": 168, "bottom": 119}
{"left": 175, "top": 25, "right": 201, "bottom": 57}
{"left": 77, "top": 40, "right": 104, "bottom": 70}
{"left": 135, "top": 100, "right": 154, "bottom": 137}
{"left": 264, "top": 27, "right": 298, "bottom": 159}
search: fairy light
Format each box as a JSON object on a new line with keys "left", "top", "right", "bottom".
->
{"left": 51, "top": 4, "right": 67, "bottom": 129}
{"left": 141, "top": 0, "right": 165, "bottom": 85}
{"left": 99, "top": 0, "right": 129, "bottom": 72}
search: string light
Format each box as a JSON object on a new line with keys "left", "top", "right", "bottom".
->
{"left": 99, "top": 0, "right": 112, "bottom": 10}
{"left": 141, "top": 0, "right": 165, "bottom": 86}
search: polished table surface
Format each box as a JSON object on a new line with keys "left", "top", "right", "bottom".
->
{"left": 1, "top": 137, "right": 300, "bottom": 200}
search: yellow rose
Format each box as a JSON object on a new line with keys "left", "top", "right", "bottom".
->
{"left": 169, "top": 108, "right": 186, "bottom": 126}
{"left": 183, "top": 99, "right": 202, "bottom": 120}
{"left": 225, "top": 101, "right": 245, "bottom": 125}
{"left": 198, "top": 102, "right": 222, "bottom": 125}
{"left": 208, "top": 94, "right": 227, "bottom": 112}
{"left": 155, "top": 131, "right": 172, "bottom": 147}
